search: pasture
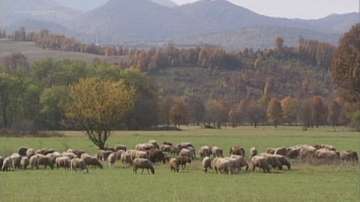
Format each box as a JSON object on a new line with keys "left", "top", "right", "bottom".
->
{"left": 0, "top": 127, "right": 359, "bottom": 202}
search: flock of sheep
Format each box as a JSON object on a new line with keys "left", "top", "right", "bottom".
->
{"left": 0, "top": 140, "right": 358, "bottom": 175}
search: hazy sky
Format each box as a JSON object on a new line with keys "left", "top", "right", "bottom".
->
{"left": 175, "top": 0, "right": 358, "bottom": 19}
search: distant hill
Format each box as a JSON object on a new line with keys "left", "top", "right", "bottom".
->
{"left": 67, "top": 0, "right": 357, "bottom": 48}
{"left": 2, "top": 0, "right": 358, "bottom": 49}
{"left": 0, "top": 0, "right": 80, "bottom": 29}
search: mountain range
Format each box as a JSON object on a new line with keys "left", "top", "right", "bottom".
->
{"left": 1, "top": 0, "right": 359, "bottom": 49}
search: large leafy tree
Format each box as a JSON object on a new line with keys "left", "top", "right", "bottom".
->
{"left": 332, "top": 24, "right": 360, "bottom": 104}
{"left": 66, "top": 78, "right": 135, "bottom": 149}
{"left": 267, "top": 98, "right": 282, "bottom": 128}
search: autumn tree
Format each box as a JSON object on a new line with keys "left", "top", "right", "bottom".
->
{"left": 281, "top": 96, "right": 299, "bottom": 125}
{"left": 327, "top": 100, "right": 341, "bottom": 128}
{"left": 247, "top": 100, "right": 266, "bottom": 128}
{"left": 184, "top": 96, "right": 205, "bottom": 126}
{"left": 299, "top": 99, "right": 313, "bottom": 129}
{"left": 205, "top": 99, "right": 228, "bottom": 129}
{"left": 311, "top": 96, "right": 327, "bottom": 127}
{"left": 332, "top": 24, "right": 360, "bottom": 104}
{"left": 66, "top": 78, "right": 135, "bottom": 149}
{"left": 267, "top": 98, "right": 282, "bottom": 128}
{"left": 169, "top": 97, "right": 188, "bottom": 127}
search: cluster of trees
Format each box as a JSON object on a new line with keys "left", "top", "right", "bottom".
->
{"left": 161, "top": 95, "right": 348, "bottom": 129}
{"left": 331, "top": 24, "right": 360, "bottom": 130}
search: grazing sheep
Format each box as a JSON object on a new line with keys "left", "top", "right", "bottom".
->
{"left": 30, "top": 154, "right": 54, "bottom": 169}
{"left": 211, "top": 146, "right": 224, "bottom": 158}
{"left": 0, "top": 156, "right": 3, "bottom": 169}
{"left": 56, "top": 156, "right": 71, "bottom": 169}
{"left": 121, "top": 151, "right": 133, "bottom": 167}
{"left": 160, "top": 144, "right": 172, "bottom": 153}
{"left": 259, "top": 153, "right": 283, "bottom": 170}
{"left": 286, "top": 146, "right": 301, "bottom": 159}
{"left": 20, "top": 157, "right": 29, "bottom": 170}
{"left": 67, "top": 149, "right": 85, "bottom": 158}
{"left": 115, "top": 150, "right": 125, "bottom": 160}
{"left": 314, "top": 144, "right": 336, "bottom": 151}
{"left": 251, "top": 155, "right": 271, "bottom": 173}
{"left": 299, "top": 145, "right": 317, "bottom": 161}
{"left": 228, "top": 155, "right": 249, "bottom": 173}
{"left": 26, "top": 148, "right": 35, "bottom": 158}
{"left": 108, "top": 152, "right": 117, "bottom": 167}
{"left": 266, "top": 148, "right": 276, "bottom": 154}
{"left": 148, "top": 140, "right": 160, "bottom": 149}
{"left": 135, "top": 143, "right": 155, "bottom": 151}
{"left": 115, "top": 144, "right": 127, "bottom": 151}
{"left": 71, "top": 158, "right": 88, "bottom": 173}
{"left": 202, "top": 156, "right": 212, "bottom": 173}
{"left": 177, "top": 156, "right": 191, "bottom": 169}
{"left": 148, "top": 150, "right": 167, "bottom": 164}
{"left": 135, "top": 150, "right": 149, "bottom": 159}
{"left": 2, "top": 157, "right": 14, "bottom": 172}
{"left": 10, "top": 153, "right": 21, "bottom": 169}
{"left": 169, "top": 158, "right": 180, "bottom": 173}
{"left": 340, "top": 151, "right": 359, "bottom": 162}
{"left": 199, "top": 146, "right": 212, "bottom": 158}
{"left": 133, "top": 158, "right": 155, "bottom": 175}
{"left": 97, "top": 150, "right": 113, "bottom": 161}
{"left": 18, "top": 147, "right": 28, "bottom": 156}
{"left": 213, "top": 158, "right": 232, "bottom": 174}
{"left": 61, "top": 152, "right": 77, "bottom": 159}
{"left": 314, "top": 148, "right": 340, "bottom": 163}
{"left": 229, "top": 145, "right": 245, "bottom": 156}
{"left": 80, "top": 153, "right": 103, "bottom": 169}
{"left": 179, "top": 148, "right": 196, "bottom": 160}
{"left": 262, "top": 154, "right": 291, "bottom": 170}
{"left": 250, "top": 147, "right": 258, "bottom": 158}
{"left": 46, "top": 152, "right": 61, "bottom": 165}
{"left": 274, "top": 147, "right": 289, "bottom": 156}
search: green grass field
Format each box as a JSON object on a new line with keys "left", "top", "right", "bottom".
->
{"left": 0, "top": 127, "right": 359, "bottom": 202}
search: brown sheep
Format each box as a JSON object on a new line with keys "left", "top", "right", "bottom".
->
{"left": 148, "top": 140, "right": 160, "bottom": 150}
{"left": 286, "top": 146, "right": 301, "bottom": 159}
{"left": 133, "top": 158, "right": 155, "bottom": 175}
{"left": 81, "top": 153, "right": 103, "bottom": 169}
{"left": 260, "top": 153, "right": 283, "bottom": 170}
{"left": 169, "top": 158, "right": 180, "bottom": 173}
{"left": 199, "top": 146, "right": 212, "bottom": 158}
{"left": 211, "top": 146, "right": 224, "bottom": 158}
{"left": 148, "top": 149, "right": 167, "bottom": 164}
{"left": 229, "top": 145, "right": 245, "bottom": 156}
{"left": 2, "top": 157, "right": 13, "bottom": 172}
{"left": 274, "top": 147, "right": 289, "bottom": 156}
{"left": 251, "top": 155, "right": 271, "bottom": 173}
{"left": 18, "top": 147, "right": 28, "bottom": 156}
{"left": 71, "top": 158, "right": 88, "bottom": 173}
{"left": 202, "top": 156, "right": 212, "bottom": 173}
{"left": 56, "top": 156, "right": 71, "bottom": 169}
{"left": 20, "top": 157, "right": 29, "bottom": 170}
{"left": 270, "top": 154, "right": 291, "bottom": 170}
{"left": 177, "top": 156, "right": 191, "bottom": 169}
{"left": 340, "top": 151, "right": 359, "bottom": 162}
{"left": 250, "top": 147, "right": 258, "bottom": 158}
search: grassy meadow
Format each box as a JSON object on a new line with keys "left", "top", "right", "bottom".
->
{"left": 0, "top": 126, "right": 359, "bottom": 202}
